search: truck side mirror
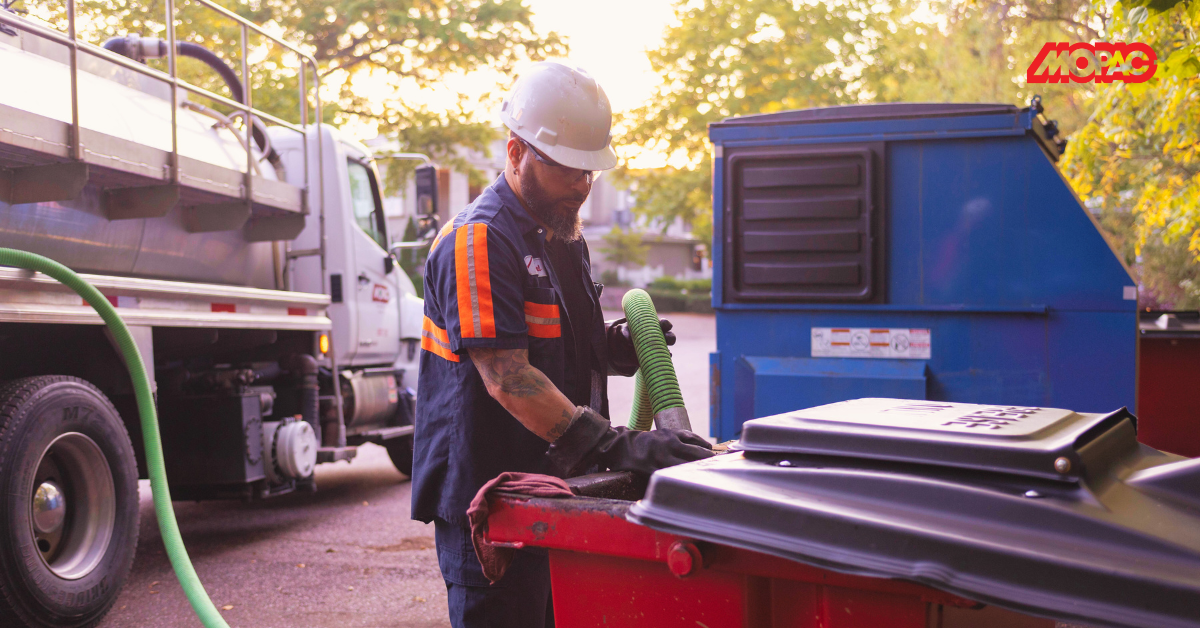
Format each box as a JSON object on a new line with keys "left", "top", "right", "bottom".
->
{"left": 415, "top": 165, "right": 438, "bottom": 217}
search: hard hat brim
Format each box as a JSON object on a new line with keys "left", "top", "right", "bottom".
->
{"left": 503, "top": 122, "right": 619, "bottom": 172}
{"left": 537, "top": 140, "right": 619, "bottom": 172}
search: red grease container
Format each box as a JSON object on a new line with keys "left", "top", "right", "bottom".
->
{"left": 1138, "top": 313, "right": 1200, "bottom": 458}
{"left": 485, "top": 491, "right": 1047, "bottom": 628}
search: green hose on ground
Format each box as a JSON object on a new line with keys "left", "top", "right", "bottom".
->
{"left": 0, "top": 249, "right": 230, "bottom": 628}
{"left": 623, "top": 289, "right": 685, "bottom": 431}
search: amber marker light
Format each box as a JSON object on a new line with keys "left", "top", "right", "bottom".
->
{"left": 319, "top": 333, "right": 330, "bottom": 355}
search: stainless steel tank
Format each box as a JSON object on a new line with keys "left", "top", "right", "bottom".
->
{"left": 0, "top": 190, "right": 278, "bottom": 288}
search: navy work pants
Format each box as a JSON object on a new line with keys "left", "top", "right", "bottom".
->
{"left": 434, "top": 520, "right": 554, "bottom": 628}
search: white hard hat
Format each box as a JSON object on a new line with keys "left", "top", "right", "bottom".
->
{"left": 499, "top": 62, "right": 618, "bottom": 171}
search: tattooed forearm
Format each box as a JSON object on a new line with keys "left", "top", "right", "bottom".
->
{"left": 469, "top": 348, "right": 547, "bottom": 398}
{"left": 545, "top": 409, "right": 573, "bottom": 441}
{"left": 467, "top": 347, "right": 577, "bottom": 442}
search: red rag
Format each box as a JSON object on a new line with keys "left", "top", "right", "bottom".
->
{"left": 467, "top": 472, "right": 574, "bottom": 584}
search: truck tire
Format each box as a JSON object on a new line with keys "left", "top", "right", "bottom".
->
{"left": 385, "top": 436, "right": 414, "bottom": 477}
{"left": 0, "top": 376, "right": 139, "bottom": 628}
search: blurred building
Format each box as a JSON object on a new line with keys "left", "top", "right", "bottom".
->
{"left": 368, "top": 135, "right": 709, "bottom": 287}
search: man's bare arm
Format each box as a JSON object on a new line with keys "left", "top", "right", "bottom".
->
{"left": 468, "top": 347, "right": 577, "bottom": 442}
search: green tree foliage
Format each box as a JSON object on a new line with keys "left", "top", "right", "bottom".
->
{"left": 19, "top": 0, "right": 563, "bottom": 193}
{"left": 598, "top": 225, "right": 649, "bottom": 268}
{"left": 1062, "top": 0, "right": 1200, "bottom": 308}
{"left": 861, "top": 0, "right": 1100, "bottom": 129}
{"left": 624, "top": 0, "right": 1199, "bottom": 308}
{"left": 619, "top": 0, "right": 1110, "bottom": 245}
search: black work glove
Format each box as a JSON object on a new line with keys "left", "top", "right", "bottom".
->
{"left": 547, "top": 406, "right": 714, "bottom": 478}
{"left": 605, "top": 317, "right": 676, "bottom": 377}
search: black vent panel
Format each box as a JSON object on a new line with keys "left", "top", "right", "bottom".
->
{"left": 725, "top": 146, "right": 881, "bottom": 302}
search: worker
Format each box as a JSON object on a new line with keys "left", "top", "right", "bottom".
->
{"left": 410, "top": 61, "right": 715, "bottom": 628}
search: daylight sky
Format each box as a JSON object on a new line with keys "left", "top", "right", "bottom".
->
{"left": 341, "top": 0, "right": 682, "bottom": 166}
{"left": 525, "top": 0, "right": 679, "bottom": 115}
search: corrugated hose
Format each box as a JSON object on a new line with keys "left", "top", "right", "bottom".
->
{"left": 0, "top": 249, "right": 231, "bottom": 628}
{"left": 623, "top": 288, "right": 686, "bottom": 431}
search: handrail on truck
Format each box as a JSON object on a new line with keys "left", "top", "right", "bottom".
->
{"left": 0, "top": 0, "right": 348, "bottom": 442}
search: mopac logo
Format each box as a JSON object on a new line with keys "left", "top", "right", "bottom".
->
{"left": 1027, "top": 42, "right": 1157, "bottom": 84}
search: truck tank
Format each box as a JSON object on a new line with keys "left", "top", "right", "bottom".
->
{"left": 0, "top": 25, "right": 280, "bottom": 289}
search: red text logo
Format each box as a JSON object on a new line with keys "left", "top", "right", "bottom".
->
{"left": 371, "top": 283, "right": 391, "bottom": 303}
{"left": 1027, "top": 42, "right": 1157, "bottom": 84}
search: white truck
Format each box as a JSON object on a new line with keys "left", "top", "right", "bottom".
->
{"left": 0, "top": 3, "right": 432, "bottom": 626}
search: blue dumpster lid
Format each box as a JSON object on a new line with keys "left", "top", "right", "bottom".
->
{"left": 711, "top": 102, "right": 1018, "bottom": 127}
{"left": 708, "top": 100, "right": 1066, "bottom": 161}
{"left": 628, "top": 398, "right": 1200, "bottom": 628}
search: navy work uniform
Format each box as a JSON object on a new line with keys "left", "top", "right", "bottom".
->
{"left": 412, "top": 174, "right": 609, "bottom": 628}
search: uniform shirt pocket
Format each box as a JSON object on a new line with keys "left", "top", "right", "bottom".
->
{"left": 523, "top": 287, "right": 561, "bottom": 339}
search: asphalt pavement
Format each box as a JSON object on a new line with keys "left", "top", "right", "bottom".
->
{"left": 98, "top": 444, "right": 448, "bottom": 628}
{"left": 97, "top": 312, "right": 716, "bottom": 627}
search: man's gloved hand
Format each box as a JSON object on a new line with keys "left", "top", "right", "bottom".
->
{"left": 606, "top": 317, "right": 676, "bottom": 377}
{"left": 547, "top": 406, "right": 714, "bottom": 477}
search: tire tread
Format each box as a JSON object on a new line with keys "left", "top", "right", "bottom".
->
{"left": 0, "top": 376, "right": 139, "bottom": 628}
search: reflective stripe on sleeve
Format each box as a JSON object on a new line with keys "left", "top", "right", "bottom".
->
{"left": 455, "top": 224, "right": 495, "bottom": 338}
{"left": 421, "top": 316, "right": 460, "bottom": 362}
{"left": 524, "top": 301, "right": 561, "bottom": 338}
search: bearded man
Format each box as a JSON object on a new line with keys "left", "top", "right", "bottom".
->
{"left": 410, "top": 62, "right": 714, "bottom": 628}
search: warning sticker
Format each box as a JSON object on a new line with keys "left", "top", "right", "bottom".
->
{"left": 811, "top": 327, "right": 931, "bottom": 360}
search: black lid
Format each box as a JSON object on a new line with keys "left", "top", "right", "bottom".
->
{"left": 629, "top": 401, "right": 1200, "bottom": 628}
{"left": 739, "top": 398, "right": 1121, "bottom": 481}
{"left": 712, "top": 102, "right": 1019, "bottom": 128}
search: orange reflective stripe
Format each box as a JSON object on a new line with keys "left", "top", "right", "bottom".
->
{"left": 455, "top": 226, "right": 473, "bottom": 336}
{"left": 526, "top": 322, "right": 561, "bottom": 338}
{"left": 524, "top": 301, "right": 561, "bottom": 338}
{"left": 421, "top": 316, "right": 459, "bottom": 362}
{"left": 430, "top": 221, "right": 455, "bottom": 251}
{"left": 455, "top": 224, "right": 495, "bottom": 338}
{"left": 523, "top": 301, "right": 558, "bottom": 319}
{"left": 422, "top": 316, "right": 451, "bottom": 343}
{"left": 473, "top": 224, "right": 495, "bottom": 337}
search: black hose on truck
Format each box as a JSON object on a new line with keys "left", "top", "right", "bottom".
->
{"left": 101, "top": 35, "right": 277, "bottom": 164}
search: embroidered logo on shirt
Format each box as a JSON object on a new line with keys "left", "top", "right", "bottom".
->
{"left": 524, "top": 255, "right": 548, "bottom": 277}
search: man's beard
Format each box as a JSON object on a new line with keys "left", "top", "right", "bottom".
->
{"left": 520, "top": 169, "right": 585, "bottom": 242}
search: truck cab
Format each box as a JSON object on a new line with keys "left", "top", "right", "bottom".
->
{"left": 274, "top": 128, "right": 421, "bottom": 376}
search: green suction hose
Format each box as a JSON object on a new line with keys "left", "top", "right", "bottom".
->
{"left": 0, "top": 249, "right": 230, "bottom": 628}
{"left": 622, "top": 288, "right": 686, "bottom": 431}
{"left": 628, "top": 370, "right": 654, "bottom": 431}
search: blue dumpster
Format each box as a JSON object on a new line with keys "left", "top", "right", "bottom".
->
{"left": 708, "top": 102, "right": 1137, "bottom": 442}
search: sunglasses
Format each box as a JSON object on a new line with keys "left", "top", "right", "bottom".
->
{"left": 518, "top": 138, "right": 596, "bottom": 184}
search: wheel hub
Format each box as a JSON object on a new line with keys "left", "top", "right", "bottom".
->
{"left": 30, "top": 432, "right": 116, "bottom": 580}
{"left": 32, "top": 481, "right": 65, "bottom": 534}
